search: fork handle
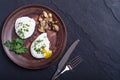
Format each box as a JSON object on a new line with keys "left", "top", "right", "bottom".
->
{"left": 54, "top": 73, "right": 62, "bottom": 80}
{"left": 54, "top": 66, "right": 69, "bottom": 80}
{"left": 51, "top": 69, "right": 60, "bottom": 80}
{"left": 61, "top": 66, "right": 69, "bottom": 74}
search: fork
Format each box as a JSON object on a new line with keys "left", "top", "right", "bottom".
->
{"left": 54, "top": 55, "right": 83, "bottom": 80}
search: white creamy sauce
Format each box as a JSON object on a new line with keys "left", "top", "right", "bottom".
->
{"left": 30, "top": 33, "right": 50, "bottom": 58}
{"left": 15, "top": 17, "right": 35, "bottom": 39}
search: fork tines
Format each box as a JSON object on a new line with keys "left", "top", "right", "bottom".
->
{"left": 68, "top": 55, "right": 83, "bottom": 69}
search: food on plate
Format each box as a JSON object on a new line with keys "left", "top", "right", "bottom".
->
{"left": 4, "top": 11, "right": 58, "bottom": 58}
{"left": 15, "top": 17, "right": 36, "bottom": 39}
{"left": 4, "top": 38, "right": 27, "bottom": 54}
{"left": 30, "top": 33, "right": 52, "bottom": 59}
{"left": 38, "top": 11, "right": 59, "bottom": 32}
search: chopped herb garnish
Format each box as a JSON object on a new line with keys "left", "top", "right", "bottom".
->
{"left": 4, "top": 38, "right": 28, "bottom": 54}
{"left": 18, "top": 29, "right": 24, "bottom": 38}
{"left": 24, "top": 29, "right": 29, "bottom": 32}
{"left": 18, "top": 22, "right": 30, "bottom": 37}
{"left": 34, "top": 47, "right": 43, "bottom": 54}
{"left": 18, "top": 22, "right": 23, "bottom": 26}
{"left": 36, "top": 40, "right": 43, "bottom": 43}
{"left": 41, "top": 45, "right": 45, "bottom": 49}
{"left": 25, "top": 24, "right": 30, "bottom": 27}
{"left": 33, "top": 40, "right": 45, "bottom": 54}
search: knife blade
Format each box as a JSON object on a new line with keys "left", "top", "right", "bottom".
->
{"left": 51, "top": 39, "right": 80, "bottom": 80}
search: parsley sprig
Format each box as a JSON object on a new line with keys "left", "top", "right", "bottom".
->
{"left": 4, "top": 38, "right": 28, "bottom": 54}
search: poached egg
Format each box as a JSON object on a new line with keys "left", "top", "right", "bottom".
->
{"left": 15, "top": 17, "right": 35, "bottom": 39}
{"left": 30, "top": 33, "right": 52, "bottom": 59}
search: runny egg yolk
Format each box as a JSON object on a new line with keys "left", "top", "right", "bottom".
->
{"left": 42, "top": 48, "right": 52, "bottom": 58}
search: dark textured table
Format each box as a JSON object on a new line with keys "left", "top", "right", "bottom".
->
{"left": 0, "top": 0, "right": 120, "bottom": 80}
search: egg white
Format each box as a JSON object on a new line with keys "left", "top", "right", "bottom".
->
{"left": 15, "top": 17, "right": 35, "bottom": 39}
{"left": 30, "top": 33, "right": 50, "bottom": 58}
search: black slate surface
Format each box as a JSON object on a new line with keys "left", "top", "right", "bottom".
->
{"left": 0, "top": 0, "right": 120, "bottom": 80}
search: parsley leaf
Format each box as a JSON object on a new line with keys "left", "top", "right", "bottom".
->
{"left": 13, "top": 38, "right": 24, "bottom": 44}
{"left": 15, "top": 47, "right": 27, "bottom": 54}
{"left": 4, "top": 38, "right": 28, "bottom": 54}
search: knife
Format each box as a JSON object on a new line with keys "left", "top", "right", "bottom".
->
{"left": 51, "top": 39, "right": 80, "bottom": 80}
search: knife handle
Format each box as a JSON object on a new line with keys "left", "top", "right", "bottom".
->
{"left": 51, "top": 69, "right": 60, "bottom": 80}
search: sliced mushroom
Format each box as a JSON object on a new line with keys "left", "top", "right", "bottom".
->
{"left": 39, "top": 17, "right": 43, "bottom": 21}
{"left": 41, "top": 20, "right": 46, "bottom": 27}
{"left": 44, "top": 23, "right": 49, "bottom": 30}
{"left": 53, "top": 24, "right": 59, "bottom": 31}
{"left": 48, "top": 13, "right": 52, "bottom": 18}
{"left": 48, "top": 17, "right": 53, "bottom": 22}
{"left": 38, "top": 26, "right": 45, "bottom": 32}
{"left": 43, "top": 11, "right": 48, "bottom": 18}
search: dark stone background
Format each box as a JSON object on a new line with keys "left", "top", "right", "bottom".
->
{"left": 0, "top": 0, "right": 120, "bottom": 80}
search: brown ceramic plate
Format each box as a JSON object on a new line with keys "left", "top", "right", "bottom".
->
{"left": 1, "top": 4, "right": 67, "bottom": 69}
